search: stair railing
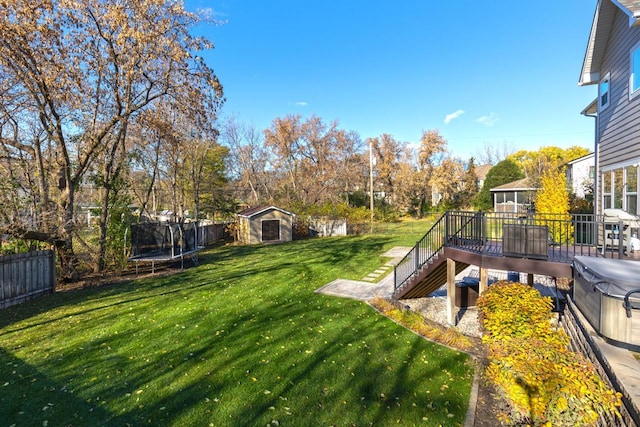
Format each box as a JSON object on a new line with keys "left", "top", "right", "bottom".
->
{"left": 394, "top": 213, "right": 447, "bottom": 294}
{"left": 394, "top": 211, "right": 484, "bottom": 295}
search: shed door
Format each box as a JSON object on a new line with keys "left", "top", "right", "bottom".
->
{"left": 262, "top": 220, "right": 280, "bottom": 241}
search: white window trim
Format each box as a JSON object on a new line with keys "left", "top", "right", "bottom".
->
{"left": 600, "top": 72, "right": 611, "bottom": 110}
{"left": 630, "top": 39, "right": 640, "bottom": 100}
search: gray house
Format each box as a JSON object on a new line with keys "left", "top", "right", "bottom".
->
{"left": 580, "top": 0, "right": 640, "bottom": 216}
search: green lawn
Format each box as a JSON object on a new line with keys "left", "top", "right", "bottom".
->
{"left": 0, "top": 231, "right": 474, "bottom": 426}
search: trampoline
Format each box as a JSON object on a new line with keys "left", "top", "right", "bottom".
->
{"left": 125, "top": 222, "right": 203, "bottom": 274}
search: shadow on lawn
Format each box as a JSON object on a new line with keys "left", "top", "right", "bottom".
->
{"left": 0, "top": 347, "right": 114, "bottom": 425}
{"left": 0, "top": 234, "right": 472, "bottom": 426}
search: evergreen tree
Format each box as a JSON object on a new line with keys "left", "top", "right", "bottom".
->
{"left": 474, "top": 159, "right": 524, "bottom": 211}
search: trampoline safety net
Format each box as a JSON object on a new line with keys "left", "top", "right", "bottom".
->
{"left": 128, "top": 222, "right": 200, "bottom": 260}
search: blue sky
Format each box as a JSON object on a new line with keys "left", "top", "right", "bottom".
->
{"left": 187, "top": 1, "right": 598, "bottom": 160}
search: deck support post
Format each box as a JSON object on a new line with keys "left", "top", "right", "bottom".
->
{"left": 527, "top": 273, "right": 534, "bottom": 286}
{"left": 446, "top": 258, "right": 456, "bottom": 326}
{"left": 479, "top": 267, "right": 489, "bottom": 294}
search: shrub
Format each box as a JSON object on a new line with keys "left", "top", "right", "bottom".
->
{"left": 370, "top": 297, "right": 471, "bottom": 351}
{"left": 477, "top": 281, "right": 621, "bottom": 426}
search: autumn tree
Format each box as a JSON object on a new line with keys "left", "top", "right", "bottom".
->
{"left": 535, "top": 168, "right": 573, "bottom": 243}
{"left": 475, "top": 159, "right": 524, "bottom": 211}
{"left": 508, "top": 145, "right": 589, "bottom": 183}
{"left": 368, "top": 134, "right": 404, "bottom": 204}
{"left": 392, "top": 145, "right": 420, "bottom": 215}
{"left": 0, "top": 0, "right": 223, "bottom": 278}
{"left": 430, "top": 157, "right": 465, "bottom": 209}
{"left": 262, "top": 114, "right": 363, "bottom": 207}
{"left": 414, "top": 130, "right": 448, "bottom": 215}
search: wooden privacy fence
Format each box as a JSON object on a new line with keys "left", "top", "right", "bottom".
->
{"left": 198, "top": 223, "right": 230, "bottom": 246}
{"left": 1, "top": 250, "right": 56, "bottom": 309}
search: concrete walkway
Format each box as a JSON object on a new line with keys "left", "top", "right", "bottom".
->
{"left": 314, "top": 247, "right": 411, "bottom": 301}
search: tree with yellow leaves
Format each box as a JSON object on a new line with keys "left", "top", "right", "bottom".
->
{"left": 535, "top": 168, "right": 573, "bottom": 244}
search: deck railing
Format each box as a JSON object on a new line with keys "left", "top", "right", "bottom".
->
{"left": 394, "top": 210, "right": 635, "bottom": 293}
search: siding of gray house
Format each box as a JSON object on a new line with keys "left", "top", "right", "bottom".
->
{"left": 582, "top": 1, "right": 640, "bottom": 215}
{"left": 597, "top": 8, "right": 640, "bottom": 169}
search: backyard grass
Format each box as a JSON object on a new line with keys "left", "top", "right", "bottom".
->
{"left": 0, "top": 228, "right": 475, "bottom": 426}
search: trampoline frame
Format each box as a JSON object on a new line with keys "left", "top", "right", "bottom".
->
{"left": 125, "top": 222, "right": 204, "bottom": 274}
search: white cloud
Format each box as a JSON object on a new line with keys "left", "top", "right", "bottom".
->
{"left": 295, "top": 101, "right": 308, "bottom": 107}
{"left": 444, "top": 109, "right": 465, "bottom": 124}
{"left": 476, "top": 112, "right": 499, "bottom": 127}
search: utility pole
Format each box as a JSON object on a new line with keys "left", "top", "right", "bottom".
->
{"left": 369, "top": 139, "right": 374, "bottom": 234}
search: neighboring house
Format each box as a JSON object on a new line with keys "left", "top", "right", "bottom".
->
{"left": 490, "top": 178, "right": 537, "bottom": 214}
{"left": 431, "top": 164, "right": 492, "bottom": 207}
{"left": 475, "top": 164, "right": 492, "bottom": 190}
{"left": 565, "top": 152, "right": 595, "bottom": 199}
{"left": 236, "top": 205, "right": 294, "bottom": 244}
{"left": 579, "top": 0, "right": 640, "bottom": 216}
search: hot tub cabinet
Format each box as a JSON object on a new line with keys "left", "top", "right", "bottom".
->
{"left": 573, "top": 256, "right": 640, "bottom": 350}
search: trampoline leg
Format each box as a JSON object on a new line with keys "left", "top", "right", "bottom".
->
{"left": 152, "top": 261, "right": 155, "bottom": 274}
{"left": 135, "top": 261, "right": 139, "bottom": 276}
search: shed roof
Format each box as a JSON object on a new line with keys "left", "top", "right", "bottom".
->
{"left": 236, "top": 205, "right": 294, "bottom": 218}
{"left": 490, "top": 178, "right": 538, "bottom": 192}
{"left": 580, "top": 0, "right": 640, "bottom": 86}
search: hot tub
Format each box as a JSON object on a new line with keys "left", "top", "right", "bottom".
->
{"left": 573, "top": 256, "right": 640, "bottom": 350}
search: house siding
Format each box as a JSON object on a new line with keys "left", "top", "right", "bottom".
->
{"left": 566, "top": 154, "right": 594, "bottom": 199}
{"left": 596, "top": 6, "right": 640, "bottom": 213}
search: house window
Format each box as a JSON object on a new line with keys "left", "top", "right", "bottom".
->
{"left": 631, "top": 41, "right": 640, "bottom": 99}
{"left": 603, "top": 171, "right": 612, "bottom": 209}
{"left": 627, "top": 166, "right": 638, "bottom": 215}
{"left": 614, "top": 168, "right": 624, "bottom": 209}
{"left": 600, "top": 72, "right": 611, "bottom": 110}
{"left": 261, "top": 220, "right": 280, "bottom": 241}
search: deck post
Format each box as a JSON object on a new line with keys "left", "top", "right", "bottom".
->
{"left": 479, "top": 267, "right": 489, "bottom": 294}
{"left": 447, "top": 258, "right": 456, "bottom": 326}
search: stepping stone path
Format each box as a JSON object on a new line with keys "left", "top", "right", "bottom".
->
{"left": 361, "top": 263, "right": 395, "bottom": 282}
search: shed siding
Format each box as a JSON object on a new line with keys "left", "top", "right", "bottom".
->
{"left": 598, "top": 9, "right": 640, "bottom": 169}
{"left": 244, "top": 209, "right": 293, "bottom": 244}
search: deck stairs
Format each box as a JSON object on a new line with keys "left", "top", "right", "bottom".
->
{"left": 393, "top": 211, "right": 480, "bottom": 299}
{"left": 395, "top": 254, "right": 469, "bottom": 299}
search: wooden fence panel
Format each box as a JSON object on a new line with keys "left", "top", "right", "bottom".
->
{"left": 0, "top": 250, "right": 55, "bottom": 309}
{"left": 198, "top": 223, "right": 230, "bottom": 246}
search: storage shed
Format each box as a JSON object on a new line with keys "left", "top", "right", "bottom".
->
{"left": 236, "top": 206, "right": 294, "bottom": 244}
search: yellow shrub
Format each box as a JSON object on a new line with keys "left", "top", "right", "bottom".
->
{"left": 477, "top": 282, "right": 621, "bottom": 425}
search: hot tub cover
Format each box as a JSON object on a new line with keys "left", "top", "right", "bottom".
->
{"left": 574, "top": 256, "right": 640, "bottom": 299}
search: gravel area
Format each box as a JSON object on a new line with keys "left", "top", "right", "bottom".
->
{"left": 401, "top": 296, "right": 483, "bottom": 338}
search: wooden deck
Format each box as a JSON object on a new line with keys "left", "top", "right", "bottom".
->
{"left": 395, "top": 241, "right": 640, "bottom": 300}
{"left": 393, "top": 211, "right": 640, "bottom": 300}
